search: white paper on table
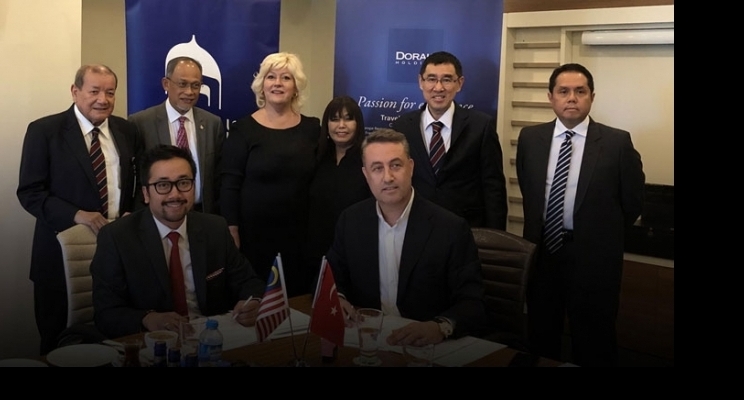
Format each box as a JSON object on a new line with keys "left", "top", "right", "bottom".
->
{"left": 200, "top": 308, "right": 310, "bottom": 350}
{"left": 342, "top": 313, "right": 507, "bottom": 366}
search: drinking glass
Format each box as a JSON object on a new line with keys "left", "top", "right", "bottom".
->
{"left": 403, "top": 343, "right": 435, "bottom": 367}
{"left": 353, "top": 308, "right": 383, "bottom": 366}
{"left": 179, "top": 318, "right": 206, "bottom": 360}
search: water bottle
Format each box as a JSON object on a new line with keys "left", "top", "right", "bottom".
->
{"left": 198, "top": 319, "right": 223, "bottom": 367}
{"left": 152, "top": 341, "right": 167, "bottom": 367}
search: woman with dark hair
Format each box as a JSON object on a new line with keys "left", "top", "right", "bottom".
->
{"left": 305, "top": 96, "right": 371, "bottom": 275}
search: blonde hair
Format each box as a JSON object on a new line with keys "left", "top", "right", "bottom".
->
{"left": 251, "top": 52, "right": 307, "bottom": 113}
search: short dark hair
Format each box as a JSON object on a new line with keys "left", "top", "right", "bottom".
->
{"left": 165, "top": 56, "right": 203, "bottom": 78}
{"left": 419, "top": 51, "right": 463, "bottom": 77}
{"left": 321, "top": 95, "right": 366, "bottom": 149}
{"left": 548, "top": 63, "right": 594, "bottom": 93}
{"left": 74, "top": 64, "right": 118, "bottom": 89}
{"left": 140, "top": 145, "right": 196, "bottom": 186}
{"left": 361, "top": 128, "right": 410, "bottom": 162}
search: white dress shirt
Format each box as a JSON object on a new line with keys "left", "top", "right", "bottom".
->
{"left": 376, "top": 190, "right": 415, "bottom": 317}
{"left": 74, "top": 105, "right": 121, "bottom": 219}
{"left": 153, "top": 215, "right": 200, "bottom": 318}
{"left": 165, "top": 103, "right": 203, "bottom": 205}
{"left": 420, "top": 102, "right": 456, "bottom": 153}
{"left": 544, "top": 117, "right": 589, "bottom": 230}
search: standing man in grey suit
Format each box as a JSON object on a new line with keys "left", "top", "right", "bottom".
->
{"left": 391, "top": 51, "right": 507, "bottom": 230}
{"left": 17, "top": 64, "right": 141, "bottom": 354}
{"left": 129, "top": 56, "right": 225, "bottom": 214}
{"left": 516, "top": 63, "right": 645, "bottom": 366}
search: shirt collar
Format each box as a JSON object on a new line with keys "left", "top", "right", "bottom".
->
{"left": 152, "top": 213, "right": 189, "bottom": 240}
{"left": 74, "top": 104, "right": 109, "bottom": 134}
{"left": 423, "top": 102, "right": 455, "bottom": 130}
{"left": 554, "top": 116, "right": 589, "bottom": 138}
{"left": 375, "top": 189, "right": 415, "bottom": 227}
{"left": 165, "top": 101, "right": 195, "bottom": 125}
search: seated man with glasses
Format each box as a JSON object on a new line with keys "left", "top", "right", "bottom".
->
{"left": 391, "top": 51, "right": 507, "bottom": 230}
{"left": 90, "top": 145, "right": 265, "bottom": 339}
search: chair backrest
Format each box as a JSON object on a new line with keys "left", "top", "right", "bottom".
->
{"left": 57, "top": 224, "right": 97, "bottom": 328}
{"left": 471, "top": 227, "right": 537, "bottom": 351}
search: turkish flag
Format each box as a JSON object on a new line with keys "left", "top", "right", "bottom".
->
{"left": 309, "top": 258, "right": 345, "bottom": 346}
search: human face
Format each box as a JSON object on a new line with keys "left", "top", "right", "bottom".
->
{"left": 263, "top": 67, "right": 296, "bottom": 106}
{"left": 71, "top": 71, "right": 116, "bottom": 126}
{"left": 362, "top": 142, "right": 414, "bottom": 211}
{"left": 162, "top": 61, "right": 203, "bottom": 113}
{"left": 418, "top": 63, "right": 462, "bottom": 120}
{"left": 548, "top": 71, "right": 595, "bottom": 130}
{"left": 328, "top": 108, "right": 357, "bottom": 150}
{"left": 142, "top": 158, "right": 195, "bottom": 230}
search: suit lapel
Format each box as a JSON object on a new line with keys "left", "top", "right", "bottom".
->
{"left": 139, "top": 210, "right": 172, "bottom": 296}
{"left": 192, "top": 108, "right": 208, "bottom": 188}
{"left": 574, "top": 118, "right": 601, "bottom": 213}
{"left": 186, "top": 213, "right": 208, "bottom": 310}
{"left": 397, "top": 196, "right": 431, "bottom": 301}
{"left": 534, "top": 122, "right": 554, "bottom": 202}
{"left": 62, "top": 106, "right": 98, "bottom": 188}
{"left": 404, "top": 111, "right": 437, "bottom": 180}
{"left": 156, "top": 103, "right": 172, "bottom": 145}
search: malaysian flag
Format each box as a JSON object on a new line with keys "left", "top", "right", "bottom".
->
{"left": 255, "top": 254, "right": 290, "bottom": 342}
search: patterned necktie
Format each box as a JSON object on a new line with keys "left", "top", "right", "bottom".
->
{"left": 89, "top": 127, "right": 108, "bottom": 218}
{"left": 543, "top": 130, "right": 575, "bottom": 254}
{"left": 176, "top": 116, "right": 189, "bottom": 150}
{"left": 429, "top": 121, "right": 445, "bottom": 174}
{"left": 167, "top": 231, "right": 189, "bottom": 316}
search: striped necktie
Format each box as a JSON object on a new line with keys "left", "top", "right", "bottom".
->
{"left": 176, "top": 116, "right": 189, "bottom": 150}
{"left": 543, "top": 130, "right": 575, "bottom": 254}
{"left": 429, "top": 121, "right": 445, "bottom": 175}
{"left": 90, "top": 127, "right": 108, "bottom": 218}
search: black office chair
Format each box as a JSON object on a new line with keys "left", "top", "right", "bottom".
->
{"left": 471, "top": 227, "right": 537, "bottom": 352}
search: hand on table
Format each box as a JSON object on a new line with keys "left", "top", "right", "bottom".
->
{"left": 142, "top": 311, "right": 187, "bottom": 332}
{"left": 338, "top": 297, "right": 357, "bottom": 328}
{"left": 386, "top": 321, "right": 444, "bottom": 346}
{"left": 232, "top": 298, "right": 260, "bottom": 327}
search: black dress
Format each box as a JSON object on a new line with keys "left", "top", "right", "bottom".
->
{"left": 221, "top": 114, "right": 321, "bottom": 297}
{"left": 305, "top": 141, "right": 371, "bottom": 279}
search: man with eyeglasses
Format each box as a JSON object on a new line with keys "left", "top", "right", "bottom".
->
{"left": 129, "top": 56, "right": 225, "bottom": 214}
{"left": 392, "top": 51, "right": 507, "bottom": 230}
{"left": 90, "top": 145, "right": 265, "bottom": 339}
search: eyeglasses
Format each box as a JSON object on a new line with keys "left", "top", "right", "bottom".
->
{"left": 147, "top": 178, "right": 195, "bottom": 195}
{"left": 167, "top": 78, "right": 202, "bottom": 91}
{"left": 422, "top": 76, "right": 460, "bottom": 88}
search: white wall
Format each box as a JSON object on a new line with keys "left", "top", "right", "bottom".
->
{"left": 0, "top": 0, "right": 82, "bottom": 358}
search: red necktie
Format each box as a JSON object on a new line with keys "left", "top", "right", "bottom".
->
{"left": 176, "top": 116, "right": 189, "bottom": 150}
{"left": 167, "top": 231, "right": 188, "bottom": 316}
{"left": 90, "top": 127, "right": 108, "bottom": 218}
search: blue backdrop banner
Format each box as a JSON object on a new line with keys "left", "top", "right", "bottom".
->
{"left": 125, "top": 0, "right": 281, "bottom": 129}
{"left": 334, "top": 0, "right": 503, "bottom": 131}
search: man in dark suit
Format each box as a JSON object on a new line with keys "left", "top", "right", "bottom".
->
{"left": 90, "top": 145, "right": 265, "bottom": 339}
{"left": 327, "top": 129, "right": 486, "bottom": 346}
{"left": 129, "top": 56, "right": 225, "bottom": 214}
{"left": 516, "top": 63, "right": 645, "bottom": 366}
{"left": 17, "top": 64, "right": 140, "bottom": 355}
{"left": 391, "top": 51, "right": 507, "bottom": 230}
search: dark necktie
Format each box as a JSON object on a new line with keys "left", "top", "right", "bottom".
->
{"left": 89, "top": 127, "right": 108, "bottom": 218}
{"left": 176, "top": 116, "right": 189, "bottom": 150}
{"left": 429, "top": 121, "right": 445, "bottom": 174}
{"left": 167, "top": 231, "right": 189, "bottom": 316}
{"left": 543, "top": 130, "right": 575, "bottom": 254}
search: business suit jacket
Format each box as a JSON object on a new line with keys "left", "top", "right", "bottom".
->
{"left": 129, "top": 102, "right": 225, "bottom": 213}
{"left": 17, "top": 105, "right": 140, "bottom": 287}
{"left": 516, "top": 118, "right": 645, "bottom": 289}
{"left": 326, "top": 194, "right": 487, "bottom": 338}
{"left": 392, "top": 105, "right": 508, "bottom": 229}
{"left": 90, "top": 208, "right": 265, "bottom": 338}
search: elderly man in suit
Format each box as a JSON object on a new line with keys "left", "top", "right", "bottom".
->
{"left": 129, "top": 56, "right": 224, "bottom": 214}
{"left": 90, "top": 145, "right": 264, "bottom": 339}
{"left": 17, "top": 64, "right": 141, "bottom": 354}
{"left": 391, "top": 51, "right": 507, "bottom": 230}
{"left": 327, "top": 129, "right": 486, "bottom": 347}
{"left": 516, "top": 63, "right": 645, "bottom": 366}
